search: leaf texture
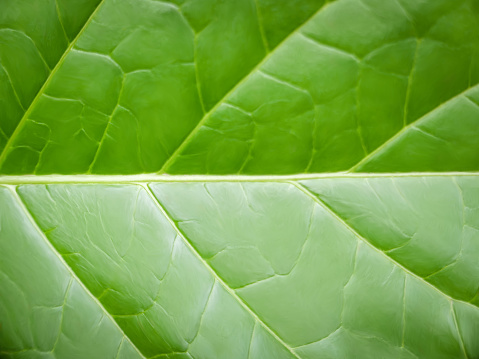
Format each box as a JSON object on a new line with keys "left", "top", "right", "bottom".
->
{"left": 0, "top": 0, "right": 478, "bottom": 174}
{"left": 0, "top": 0, "right": 102, "bottom": 153}
{"left": 1, "top": 0, "right": 478, "bottom": 357}
{"left": 1, "top": 175, "right": 478, "bottom": 358}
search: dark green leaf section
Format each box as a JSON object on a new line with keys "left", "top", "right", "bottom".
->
{"left": 0, "top": 0, "right": 328, "bottom": 174}
{"left": 165, "top": 0, "right": 479, "bottom": 174}
{"left": 0, "top": 0, "right": 101, "bottom": 153}
{"left": 351, "top": 86, "right": 479, "bottom": 172}
{"left": 1, "top": 0, "right": 478, "bottom": 174}
{"left": 1, "top": 175, "right": 478, "bottom": 358}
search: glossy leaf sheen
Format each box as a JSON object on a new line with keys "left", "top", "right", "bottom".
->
{"left": 1, "top": 0, "right": 478, "bottom": 358}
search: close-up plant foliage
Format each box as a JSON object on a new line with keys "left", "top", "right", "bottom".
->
{"left": 0, "top": 0, "right": 478, "bottom": 358}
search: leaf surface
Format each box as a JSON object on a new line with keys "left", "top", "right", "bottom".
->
{"left": 0, "top": 0, "right": 478, "bottom": 173}
{"left": 1, "top": 175, "right": 479, "bottom": 358}
{"left": 1, "top": 0, "right": 478, "bottom": 357}
{"left": 0, "top": 0, "right": 101, "bottom": 152}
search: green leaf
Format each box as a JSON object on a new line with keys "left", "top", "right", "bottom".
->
{"left": 0, "top": 0, "right": 101, "bottom": 153}
{"left": 1, "top": 0, "right": 478, "bottom": 358}
{"left": 1, "top": 174, "right": 479, "bottom": 358}
{"left": 0, "top": 0, "right": 478, "bottom": 174}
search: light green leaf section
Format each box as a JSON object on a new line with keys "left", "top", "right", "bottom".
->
{"left": 300, "top": 176, "right": 479, "bottom": 304}
{"left": 1, "top": 0, "right": 478, "bottom": 174}
{"left": 0, "top": 0, "right": 101, "bottom": 153}
{"left": 1, "top": 175, "right": 478, "bottom": 358}
{"left": 151, "top": 179, "right": 479, "bottom": 358}
{"left": 12, "top": 183, "right": 293, "bottom": 359}
{"left": 0, "top": 186, "right": 142, "bottom": 359}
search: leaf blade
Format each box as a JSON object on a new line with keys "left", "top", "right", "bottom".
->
{"left": 0, "top": 0, "right": 102, "bottom": 156}
{"left": 0, "top": 186, "right": 144, "bottom": 358}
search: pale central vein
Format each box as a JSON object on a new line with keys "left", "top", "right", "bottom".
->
{"left": 0, "top": 172, "right": 477, "bottom": 184}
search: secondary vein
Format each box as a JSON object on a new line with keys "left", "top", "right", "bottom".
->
{"left": 157, "top": 1, "right": 335, "bottom": 174}
{"left": 142, "top": 183, "right": 301, "bottom": 359}
{"left": 349, "top": 83, "right": 479, "bottom": 172}
{"left": 8, "top": 185, "right": 146, "bottom": 359}
{"left": 0, "top": 0, "right": 107, "bottom": 167}
{"left": 291, "top": 181, "right": 479, "bottom": 310}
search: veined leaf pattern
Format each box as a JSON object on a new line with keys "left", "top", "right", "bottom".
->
{"left": 1, "top": 174, "right": 478, "bottom": 358}
{"left": 0, "top": 0, "right": 102, "bottom": 153}
{"left": 1, "top": 0, "right": 478, "bottom": 358}
{"left": 0, "top": 0, "right": 478, "bottom": 173}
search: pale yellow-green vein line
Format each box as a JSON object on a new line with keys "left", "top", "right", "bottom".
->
{"left": 0, "top": 172, "right": 478, "bottom": 184}
{"left": 158, "top": 1, "right": 335, "bottom": 174}
{"left": 142, "top": 183, "right": 301, "bottom": 359}
{"left": 349, "top": 83, "right": 479, "bottom": 172}
{"left": 0, "top": 0, "right": 107, "bottom": 166}
{"left": 291, "top": 181, "right": 479, "bottom": 311}
{"left": 7, "top": 185, "right": 146, "bottom": 359}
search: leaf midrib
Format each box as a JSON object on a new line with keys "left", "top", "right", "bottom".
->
{"left": 0, "top": 0, "right": 107, "bottom": 166}
{"left": 0, "top": 172, "right": 477, "bottom": 184}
